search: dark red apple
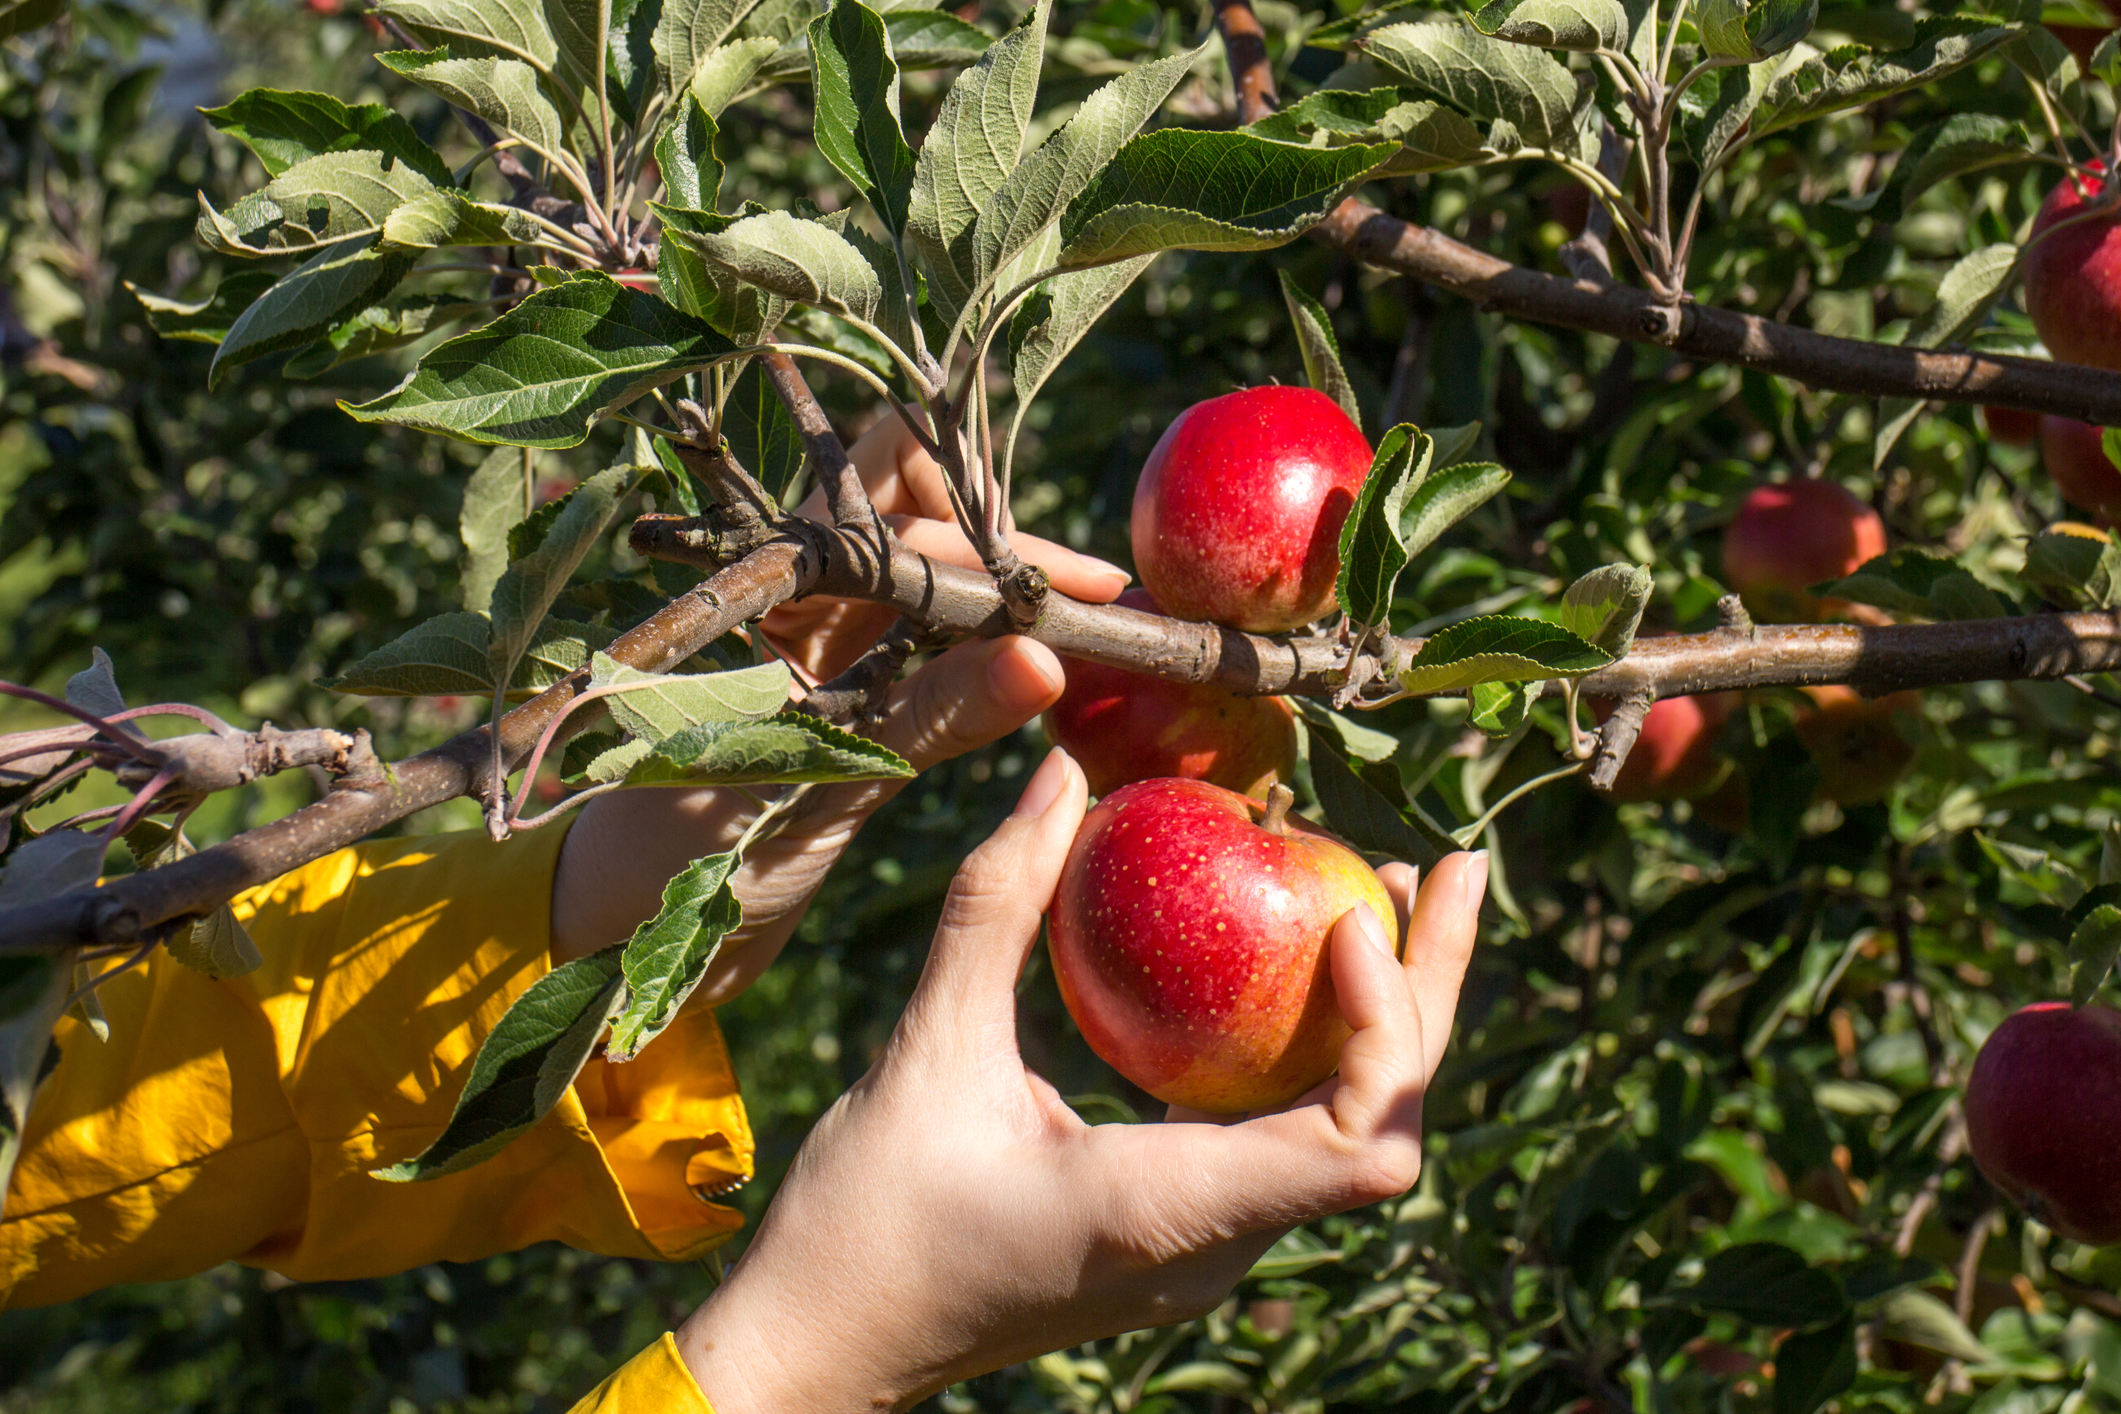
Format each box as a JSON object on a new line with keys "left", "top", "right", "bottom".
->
{"left": 1047, "top": 779, "right": 1397, "bottom": 1114}
{"left": 1793, "top": 685, "right": 1918, "bottom": 805}
{"left": 1042, "top": 589, "right": 1297, "bottom": 800}
{"left": 2039, "top": 416, "right": 2121, "bottom": 525}
{"left": 2026, "top": 163, "right": 2121, "bottom": 372}
{"left": 1982, "top": 405, "right": 2041, "bottom": 446}
{"left": 1721, "top": 479, "right": 1888, "bottom": 623}
{"left": 1966, "top": 1002, "right": 2121, "bottom": 1244}
{"left": 1131, "top": 385, "right": 1374, "bottom": 633}
{"left": 1593, "top": 693, "right": 1737, "bottom": 802}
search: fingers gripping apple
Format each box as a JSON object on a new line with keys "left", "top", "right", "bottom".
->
{"left": 1047, "top": 778, "right": 1398, "bottom": 1114}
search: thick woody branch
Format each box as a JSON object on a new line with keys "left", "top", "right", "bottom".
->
{"left": 0, "top": 542, "right": 817, "bottom": 955}
{"left": 760, "top": 346, "right": 879, "bottom": 535}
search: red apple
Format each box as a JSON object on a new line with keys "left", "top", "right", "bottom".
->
{"left": 1592, "top": 693, "right": 1737, "bottom": 802}
{"left": 1047, "top": 779, "right": 1397, "bottom": 1114}
{"left": 1042, "top": 589, "right": 1297, "bottom": 800}
{"left": 2039, "top": 416, "right": 2121, "bottom": 525}
{"left": 1131, "top": 385, "right": 1374, "bottom": 633}
{"left": 1982, "top": 405, "right": 2041, "bottom": 446}
{"left": 1721, "top": 479, "right": 1888, "bottom": 623}
{"left": 1793, "top": 685, "right": 1918, "bottom": 805}
{"left": 2026, "top": 162, "right": 2121, "bottom": 371}
{"left": 1966, "top": 1002, "right": 2121, "bottom": 1244}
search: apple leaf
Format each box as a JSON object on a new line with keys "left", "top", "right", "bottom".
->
{"left": 808, "top": 0, "right": 916, "bottom": 237}
{"left": 1467, "top": 680, "right": 1537, "bottom": 737}
{"left": 323, "top": 611, "right": 617, "bottom": 698}
{"left": 1429, "top": 420, "right": 1483, "bottom": 467}
{"left": 488, "top": 465, "right": 632, "bottom": 695}
{"left": 1278, "top": 270, "right": 1360, "bottom": 428}
{"left": 1055, "top": 130, "right": 1396, "bottom": 271}
{"left": 1840, "top": 114, "right": 2032, "bottom": 222}
{"left": 1002, "top": 255, "right": 1157, "bottom": 493}
{"left": 1695, "top": 0, "right": 1815, "bottom": 63}
{"left": 1557, "top": 563, "right": 1653, "bottom": 658}
{"left": 1308, "top": 738, "right": 1447, "bottom": 866}
{"left": 720, "top": 357, "right": 808, "bottom": 504}
{"left": 377, "top": 48, "right": 569, "bottom": 160}
{"left": 374, "top": 0, "right": 562, "bottom": 83}
{"left": 1357, "top": 22, "right": 1582, "bottom": 152}
{"left": 1749, "top": 19, "right": 2022, "bottom": 143}
{"left": 197, "top": 150, "right": 441, "bottom": 259}
{"left": 1397, "top": 460, "right": 1510, "bottom": 562}
{"left": 63, "top": 647, "right": 128, "bottom": 725}
{"left": 1975, "top": 832, "right": 2088, "bottom": 908}
{"left": 654, "top": 0, "right": 765, "bottom": 102}
{"left": 123, "top": 822, "right": 264, "bottom": 980}
{"left": 669, "top": 208, "right": 884, "bottom": 322}
{"left": 658, "top": 92, "right": 724, "bottom": 211}
{"left": 606, "top": 851, "right": 743, "bottom": 1061}
{"left": 907, "top": 0, "right": 1050, "bottom": 325}
{"left": 2070, "top": 904, "right": 2121, "bottom": 1006}
{"left": 1336, "top": 424, "right": 1426, "bottom": 629}
{"left": 127, "top": 270, "right": 281, "bottom": 345}
{"left": 342, "top": 273, "right": 743, "bottom": 448}
{"left": 0, "top": 830, "right": 109, "bottom": 913}
{"left": 1811, "top": 548, "right": 2008, "bottom": 621}
{"left": 1772, "top": 1311, "right": 1856, "bottom": 1414}
{"left": 212, "top": 238, "right": 417, "bottom": 388}
{"left": 687, "top": 35, "right": 780, "bottom": 114}
{"left": 380, "top": 190, "right": 545, "bottom": 250}
{"left": 200, "top": 87, "right": 456, "bottom": 186}
{"left": 281, "top": 293, "right": 481, "bottom": 379}
{"left": 589, "top": 654, "right": 792, "bottom": 741}
{"left": 621, "top": 713, "right": 915, "bottom": 785}
{"left": 1471, "top": 0, "right": 1628, "bottom": 53}
{"left": 1396, "top": 616, "right": 1611, "bottom": 695}
{"left": 1292, "top": 698, "right": 1402, "bottom": 764}
{"left": 371, "top": 944, "right": 628, "bottom": 1182}
{"left": 1652, "top": 1241, "right": 1847, "bottom": 1328}
{"left": 1870, "top": 1289, "right": 1991, "bottom": 1364}
{"left": 1873, "top": 241, "right": 2018, "bottom": 464}
{"left": 2022, "top": 525, "right": 2121, "bottom": 609}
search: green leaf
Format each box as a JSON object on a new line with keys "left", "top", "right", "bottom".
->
{"left": 282, "top": 292, "right": 479, "bottom": 378}
{"left": 169, "top": 905, "right": 265, "bottom": 980}
{"left": 1293, "top": 699, "right": 1402, "bottom": 764}
{"left": 1660, "top": 1241, "right": 1847, "bottom": 1327}
{"left": 1557, "top": 564, "right": 1653, "bottom": 657}
{"left": 1397, "top": 616, "right": 1611, "bottom": 694}
{"left": 720, "top": 357, "right": 807, "bottom": 504}
{"left": 1872, "top": 1288, "right": 1991, "bottom": 1362}
{"left": 2070, "top": 904, "right": 2121, "bottom": 1006}
{"left": 907, "top": 0, "right": 1050, "bottom": 326}
{"left": 1247, "top": 87, "right": 1409, "bottom": 142}
{"left": 376, "top": 49, "right": 569, "bottom": 162}
{"left": 654, "top": 0, "right": 764, "bottom": 100}
{"left": 344, "top": 273, "right": 741, "bottom": 447}
{"left": 1750, "top": 19, "right": 2022, "bottom": 143}
{"left": 1056, "top": 130, "right": 1395, "bottom": 270}
{"left": 1278, "top": 270, "right": 1359, "bottom": 427}
{"left": 622, "top": 712, "right": 915, "bottom": 785}
{"left": 1358, "top": 22, "right": 1582, "bottom": 150}
{"left": 0, "top": 0, "right": 65, "bottom": 40}
{"left": 1975, "top": 832, "right": 2088, "bottom": 907}
{"left": 127, "top": 270, "right": 281, "bottom": 345}
{"left": 201, "top": 88, "right": 456, "bottom": 186}
{"left": 607, "top": 852, "right": 743, "bottom": 1060}
{"left": 968, "top": 46, "right": 1202, "bottom": 309}
{"left": 377, "top": 0, "right": 561, "bottom": 79}
{"left": 1429, "top": 420, "right": 1483, "bottom": 467}
{"left": 544, "top": 0, "right": 612, "bottom": 128}
{"left": 590, "top": 653, "right": 793, "bottom": 740}
{"left": 1336, "top": 424, "right": 1426, "bottom": 627}
{"left": 380, "top": 190, "right": 544, "bottom": 250}
{"left": 688, "top": 35, "right": 780, "bottom": 112}
{"left": 461, "top": 449, "right": 526, "bottom": 613}
{"left": 1905, "top": 243, "right": 2019, "bottom": 352}
{"left": 669, "top": 208, "right": 883, "bottom": 321}
{"left": 2022, "top": 524, "right": 2121, "bottom": 609}
{"left": 489, "top": 465, "right": 630, "bottom": 692}
{"left": 1471, "top": 0, "right": 1628, "bottom": 53}
{"left": 1468, "top": 680, "right": 1537, "bottom": 736}
{"left": 371, "top": 945, "right": 628, "bottom": 1181}
{"left": 1397, "top": 460, "right": 1510, "bottom": 561}
{"left": 0, "top": 954, "right": 69, "bottom": 1224}
{"left": 2012, "top": 25, "right": 2086, "bottom": 129}
{"left": 1380, "top": 100, "right": 1516, "bottom": 174}
{"left": 1308, "top": 738, "right": 1446, "bottom": 866}
{"left": 1002, "top": 256, "right": 1157, "bottom": 492}
{"left": 210, "top": 241, "right": 418, "bottom": 387}
{"left": 808, "top": 0, "right": 917, "bottom": 236}
{"left": 871, "top": 8, "right": 988, "bottom": 67}
{"left": 322, "top": 611, "right": 616, "bottom": 698}
{"left": 1696, "top": 0, "right": 1816, "bottom": 62}
{"left": 1843, "top": 114, "right": 2032, "bottom": 222}
{"left": 197, "top": 150, "right": 440, "bottom": 259}
{"left": 64, "top": 647, "right": 127, "bottom": 724}
{"left": 1812, "top": 548, "right": 2007, "bottom": 621}
{"left": 657, "top": 92, "right": 724, "bottom": 209}
{"left": 0, "top": 831, "right": 108, "bottom": 912}
{"left": 1773, "top": 1312, "right": 1857, "bottom": 1414}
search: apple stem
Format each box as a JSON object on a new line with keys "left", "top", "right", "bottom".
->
{"left": 1260, "top": 783, "right": 1294, "bottom": 835}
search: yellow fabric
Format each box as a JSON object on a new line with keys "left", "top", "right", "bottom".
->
{"left": 0, "top": 825, "right": 753, "bottom": 1311}
{"left": 568, "top": 1333, "right": 715, "bottom": 1414}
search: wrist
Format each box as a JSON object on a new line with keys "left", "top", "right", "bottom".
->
{"left": 676, "top": 1265, "right": 908, "bottom": 1414}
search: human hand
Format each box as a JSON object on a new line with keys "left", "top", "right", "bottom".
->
{"left": 552, "top": 413, "right": 1129, "bottom": 995}
{"left": 675, "top": 748, "right": 1488, "bottom": 1412}
{"left": 760, "top": 412, "right": 1131, "bottom": 682}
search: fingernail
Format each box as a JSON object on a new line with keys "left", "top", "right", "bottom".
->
{"left": 1464, "top": 851, "right": 1491, "bottom": 911}
{"left": 1354, "top": 902, "right": 1393, "bottom": 958}
{"left": 1081, "top": 555, "right": 1132, "bottom": 584}
{"left": 988, "top": 640, "right": 1066, "bottom": 712}
{"left": 1012, "top": 746, "right": 1072, "bottom": 818}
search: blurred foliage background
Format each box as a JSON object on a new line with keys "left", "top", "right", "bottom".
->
{"left": 9, "top": 0, "right": 2121, "bottom": 1408}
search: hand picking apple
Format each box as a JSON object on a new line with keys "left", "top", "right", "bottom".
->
{"left": 676, "top": 748, "right": 1488, "bottom": 1412}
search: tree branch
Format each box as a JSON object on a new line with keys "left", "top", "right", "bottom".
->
{"left": 1214, "top": 0, "right": 1278, "bottom": 121}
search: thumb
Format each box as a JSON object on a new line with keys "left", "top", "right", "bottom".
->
{"left": 903, "top": 748, "right": 1087, "bottom": 1041}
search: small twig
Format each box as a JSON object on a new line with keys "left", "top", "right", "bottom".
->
{"left": 802, "top": 617, "right": 948, "bottom": 720}
{"left": 1894, "top": 1109, "right": 1968, "bottom": 1258}
{"left": 1213, "top": 0, "right": 1279, "bottom": 122}
{"left": 758, "top": 347, "right": 880, "bottom": 534}
{"left": 1586, "top": 694, "right": 1653, "bottom": 792}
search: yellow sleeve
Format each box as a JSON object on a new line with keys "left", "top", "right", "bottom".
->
{"left": 569, "top": 1333, "right": 716, "bottom": 1413}
{"left": 1, "top": 825, "right": 753, "bottom": 1309}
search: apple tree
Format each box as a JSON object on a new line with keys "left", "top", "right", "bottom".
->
{"left": 10, "top": 0, "right": 2121, "bottom": 1405}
